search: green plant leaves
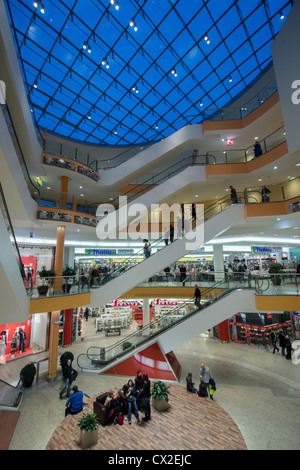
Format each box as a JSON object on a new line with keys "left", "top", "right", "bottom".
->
{"left": 77, "top": 413, "right": 99, "bottom": 431}
{"left": 151, "top": 381, "right": 170, "bottom": 402}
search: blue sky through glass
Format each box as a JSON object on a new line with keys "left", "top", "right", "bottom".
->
{"left": 5, "top": 0, "right": 292, "bottom": 146}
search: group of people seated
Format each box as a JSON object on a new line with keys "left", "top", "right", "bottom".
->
{"left": 186, "top": 372, "right": 216, "bottom": 400}
{"left": 104, "top": 369, "right": 151, "bottom": 425}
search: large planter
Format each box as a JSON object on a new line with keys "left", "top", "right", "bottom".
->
{"left": 151, "top": 397, "right": 169, "bottom": 412}
{"left": 80, "top": 429, "right": 98, "bottom": 450}
{"left": 21, "top": 377, "right": 34, "bottom": 388}
{"left": 38, "top": 285, "right": 49, "bottom": 296}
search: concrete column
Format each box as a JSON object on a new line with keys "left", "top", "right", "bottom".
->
{"left": 54, "top": 225, "right": 65, "bottom": 291}
{"left": 47, "top": 311, "right": 60, "bottom": 382}
{"left": 59, "top": 175, "right": 69, "bottom": 209}
{"left": 213, "top": 244, "right": 225, "bottom": 281}
{"left": 142, "top": 298, "right": 150, "bottom": 336}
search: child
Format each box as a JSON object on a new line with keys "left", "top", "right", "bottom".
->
{"left": 186, "top": 372, "right": 197, "bottom": 393}
{"left": 209, "top": 378, "right": 216, "bottom": 400}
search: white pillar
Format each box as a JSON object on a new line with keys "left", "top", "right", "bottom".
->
{"left": 142, "top": 298, "right": 150, "bottom": 336}
{"left": 276, "top": 252, "right": 282, "bottom": 263}
{"left": 213, "top": 245, "right": 224, "bottom": 281}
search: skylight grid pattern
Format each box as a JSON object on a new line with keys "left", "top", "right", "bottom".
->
{"left": 5, "top": 0, "right": 292, "bottom": 146}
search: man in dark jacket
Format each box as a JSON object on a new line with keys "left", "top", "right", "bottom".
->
{"left": 229, "top": 186, "right": 238, "bottom": 204}
{"left": 194, "top": 285, "right": 201, "bottom": 309}
{"left": 278, "top": 331, "right": 286, "bottom": 356}
{"left": 59, "top": 359, "right": 77, "bottom": 399}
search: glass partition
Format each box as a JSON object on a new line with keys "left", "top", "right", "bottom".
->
{"left": 0, "top": 184, "right": 24, "bottom": 278}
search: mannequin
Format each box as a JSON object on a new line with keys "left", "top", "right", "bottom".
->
{"left": 0, "top": 331, "right": 7, "bottom": 360}
{"left": 19, "top": 329, "right": 26, "bottom": 354}
{"left": 11, "top": 331, "right": 19, "bottom": 357}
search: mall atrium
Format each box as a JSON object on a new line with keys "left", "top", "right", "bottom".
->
{"left": 0, "top": 0, "right": 299, "bottom": 452}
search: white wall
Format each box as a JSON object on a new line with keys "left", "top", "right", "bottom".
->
{"left": 0, "top": 0, "right": 43, "bottom": 174}
{"left": 271, "top": 0, "right": 300, "bottom": 156}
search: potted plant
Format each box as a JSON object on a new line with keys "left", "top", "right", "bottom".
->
{"left": 37, "top": 266, "right": 55, "bottom": 296}
{"left": 151, "top": 380, "right": 170, "bottom": 412}
{"left": 77, "top": 413, "right": 99, "bottom": 449}
{"left": 20, "top": 363, "right": 36, "bottom": 388}
{"left": 269, "top": 262, "right": 282, "bottom": 286}
{"left": 62, "top": 266, "right": 76, "bottom": 293}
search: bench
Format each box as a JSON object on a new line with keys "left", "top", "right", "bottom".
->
{"left": 104, "top": 326, "right": 121, "bottom": 336}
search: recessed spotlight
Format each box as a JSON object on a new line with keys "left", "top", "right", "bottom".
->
{"left": 258, "top": 179, "right": 262, "bottom": 182}
{"left": 274, "top": 166, "right": 278, "bottom": 170}
{"left": 80, "top": 194, "right": 84, "bottom": 197}
{"left": 195, "top": 195, "right": 199, "bottom": 198}
{"left": 79, "top": 186, "right": 83, "bottom": 189}
{"left": 276, "top": 218, "right": 280, "bottom": 221}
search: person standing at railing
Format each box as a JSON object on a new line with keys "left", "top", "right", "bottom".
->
{"left": 229, "top": 186, "right": 238, "bottom": 204}
{"left": 261, "top": 186, "right": 271, "bottom": 203}
{"left": 143, "top": 239, "right": 151, "bottom": 258}
{"left": 253, "top": 141, "right": 263, "bottom": 158}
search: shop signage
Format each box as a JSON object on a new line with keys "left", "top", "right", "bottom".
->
{"left": 118, "top": 249, "right": 134, "bottom": 255}
{"left": 113, "top": 300, "right": 139, "bottom": 307}
{"left": 251, "top": 246, "right": 282, "bottom": 253}
{"left": 192, "top": 248, "right": 205, "bottom": 254}
{"left": 155, "top": 299, "right": 178, "bottom": 306}
{"left": 85, "top": 249, "right": 117, "bottom": 256}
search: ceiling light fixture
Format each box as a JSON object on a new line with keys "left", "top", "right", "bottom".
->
{"left": 280, "top": 10, "right": 284, "bottom": 19}
{"left": 229, "top": 75, "right": 232, "bottom": 83}
{"left": 33, "top": 1, "right": 44, "bottom": 13}
{"left": 129, "top": 19, "right": 137, "bottom": 30}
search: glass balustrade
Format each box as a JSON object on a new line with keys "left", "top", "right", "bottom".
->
{"left": 26, "top": 275, "right": 90, "bottom": 298}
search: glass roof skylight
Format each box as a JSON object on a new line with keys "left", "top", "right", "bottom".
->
{"left": 5, "top": 0, "right": 292, "bottom": 146}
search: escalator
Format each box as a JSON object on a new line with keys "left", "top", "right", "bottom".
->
{"left": 0, "top": 379, "right": 23, "bottom": 411}
{"left": 89, "top": 202, "right": 246, "bottom": 307}
{"left": 0, "top": 183, "right": 29, "bottom": 323}
{"left": 78, "top": 283, "right": 257, "bottom": 373}
{"left": 99, "top": 124, "right": 203, "bottom": 188}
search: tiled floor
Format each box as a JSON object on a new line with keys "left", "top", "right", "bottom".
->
{"left": 1, "top": 317, "right": 300, "bottom": 451}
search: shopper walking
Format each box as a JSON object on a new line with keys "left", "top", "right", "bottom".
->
{"left": 194, "top": 284, "right": 201, "bottom": 309}
{"left": 270, "top": 330, "right": 279, "bottom": 354}
{"left": 229, "top": 186, "right": 238, "bottom": 204}
{"left": 59, "top": 359, "right": 78, "bottom": 399}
